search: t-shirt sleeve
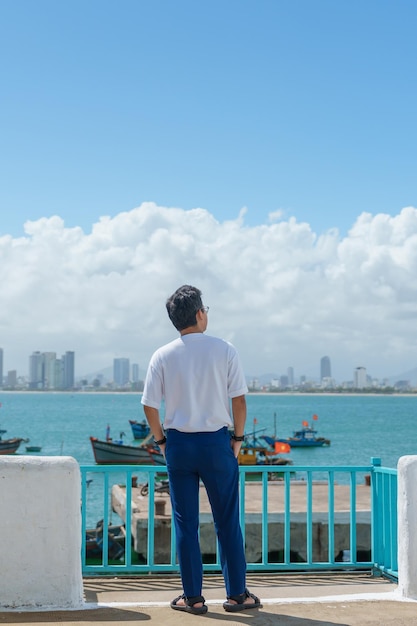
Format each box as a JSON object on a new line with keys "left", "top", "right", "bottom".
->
{"left": 141, "top": 358, "right": 163, "bottom": 409}
{"left": 227, "top": 345, "right": 248, "bottom": 398}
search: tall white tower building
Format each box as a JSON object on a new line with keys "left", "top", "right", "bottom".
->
{"left": 354, "top": 366, "right": 367, "bottom": 389}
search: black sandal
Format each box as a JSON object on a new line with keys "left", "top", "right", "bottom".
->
{"left": 223, "top": 588, "right": 261, "bottom": 612}
{"left": 170, "top": 593, "right": 208, "bottom": 615}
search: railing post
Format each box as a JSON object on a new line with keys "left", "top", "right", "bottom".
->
{"left": 397, "top": 455, "right": 417, "bottom": 599}
{"left": 370, "top": 457, "right": 381, "bottom": 574}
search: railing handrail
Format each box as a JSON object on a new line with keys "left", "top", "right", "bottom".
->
{"left": 80, "top": 459, "right": 398, "bottom": 579}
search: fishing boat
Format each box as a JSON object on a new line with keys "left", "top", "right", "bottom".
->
{"left": 89, "top": 436, "right": 166, "bottom": 465}
{"left": 0, "top": 429, "right": 25, "bottom": 455}
{"left": 25, "top": 445, "right": 42, "bottom": 452}
{"left": 86, "top": 519, "right": 125, "bottom": 560}
{"left": 262, "top": 414, "right": 331, "bottom": 448}
{"left": 238, "top": 446, "right": 292, "bottom": 467}
{"left": 237, "top": 420, "right": 292, "bottom": 468}
{"left": 129, "top": 419, "right": 150, "bottom": 440}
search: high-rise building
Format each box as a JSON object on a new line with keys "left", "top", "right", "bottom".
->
{"left": 29, "top": 351, "right": 44, "bottom": 389}
{"left": 43, "top": 352, "right": 57, "bottom": 389}
{"left": 320, "top": 356, "right": 331, "bottom": 380}
{"left": 354, "top": 366, "right": 367, "bottom": 389}
{"left": 132, "top": 363, "right": 139, "bottom": 383}
{"left": 7, "top": 370, "right": 17, "bottom": 388}
{"left": 287, "top": 366, "right": 294, "bottom": 387}
{"left": 54, "top": 358, "right": 64, "bottom": 389}
{"left": 113, "top": 358, "right": 130, "bottom": 387}
{"left": 62, "top": 351, "right": 75, "bottom": 389}
{"left": 280, "top": 375, "right": 289, "bottom": 388}
{"left": 28, "top": 350, "right": 75, "bottom": 390}
{"left": 0, "top": 347, "right": 3, "bottom": 387}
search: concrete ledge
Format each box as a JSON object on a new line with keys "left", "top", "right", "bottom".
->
{"left": 0, "top": 456, "right": 83, "bottom": 610}
{"left": 398, "top": 455, "right": 417, "bottom": 599}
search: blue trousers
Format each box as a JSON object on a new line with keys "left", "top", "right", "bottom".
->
{"left": 165, "top": 427, "right": 247, "bottom": 598}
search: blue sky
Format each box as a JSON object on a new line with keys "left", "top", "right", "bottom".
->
{"left": 2, "top": 0, "right": 416, "bottom": 237}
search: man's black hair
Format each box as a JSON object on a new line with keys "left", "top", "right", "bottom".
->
{"left": 166, "top": 285, "right": 203, "bottom": 331}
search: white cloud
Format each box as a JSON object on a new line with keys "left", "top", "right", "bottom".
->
{"left": 268, "top": 209, "right": 285, "bottom": 222}
{"left": 1, "top": 203, "right": 417, "bottom": 383}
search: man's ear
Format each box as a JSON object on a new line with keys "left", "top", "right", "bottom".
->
{"left": 195, "top": 309, "right": 206, "bottom": 326}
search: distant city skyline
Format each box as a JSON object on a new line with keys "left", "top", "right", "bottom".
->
{"left": 0, "top": 348, "right": 144, "bottom": 390}
{"left": 0, "top": 347, "right": 414, "bottom": 391}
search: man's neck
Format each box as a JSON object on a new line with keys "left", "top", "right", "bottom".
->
{"left": 180, "top": 326, "right": 202, "bottom": 336}
{"left": 180, "top": 309, "right": 207, "bottom": 335}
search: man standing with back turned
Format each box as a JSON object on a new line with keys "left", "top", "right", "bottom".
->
{"left": 141, "top": 284, "right": 261, "bottom": 615}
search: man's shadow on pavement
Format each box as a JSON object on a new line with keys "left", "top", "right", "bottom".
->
{"left": 204, "top": 607, "right": 349, "bottom": 626}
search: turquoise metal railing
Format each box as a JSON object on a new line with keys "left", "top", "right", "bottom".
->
{"left": 371, "top": 458, "right": 398, "bottom": 580}
{"left": 80, "top": 458, "right": 398, "bottom": 579}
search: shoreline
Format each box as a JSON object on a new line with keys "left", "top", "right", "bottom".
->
{"left": 0, "top": 389, "right": 416, "bottom": 398}
{"left": 247, "top": 391, "right": 417, "bottom": 397}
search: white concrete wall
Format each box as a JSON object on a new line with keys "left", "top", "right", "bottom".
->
{"left": 0, "top": 456, "right": 83, "bottom": 610}
{"left": 397, "top": 455, "right": 417, "bottom": 600}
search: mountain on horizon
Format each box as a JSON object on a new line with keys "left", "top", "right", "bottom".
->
{"left": 387, "top": 366, "right": 417, "bottom": 386}
{"left": 79, "top": 365, "right": 147, "bottom": 384}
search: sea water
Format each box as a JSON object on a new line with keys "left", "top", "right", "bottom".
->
{"left": 3, "top": 391, "right": 417, "bottom": 468}
{"left": 2, "top": 391, "right": 417, "bottom": 525}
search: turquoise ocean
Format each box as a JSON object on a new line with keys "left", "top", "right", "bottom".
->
{"left": 2, "top": 391, "right": 417, "bottom": 468}
{"left": 2, "top": 392, "right": 417, "bottom": 525}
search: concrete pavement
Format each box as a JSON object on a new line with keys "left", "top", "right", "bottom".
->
{"left": 1, "top": 572, "right": 417, "bottom": 625}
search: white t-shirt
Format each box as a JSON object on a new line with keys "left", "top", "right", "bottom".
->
{"left": 141, "top": 333, "right": 248, "bottom": 432}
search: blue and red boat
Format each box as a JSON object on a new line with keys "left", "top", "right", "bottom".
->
{"left": 129, "top": 419, "right": 151, "bottom": 440}
{"left": 262, "top": 415, "right": 331, "bottom": 449}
